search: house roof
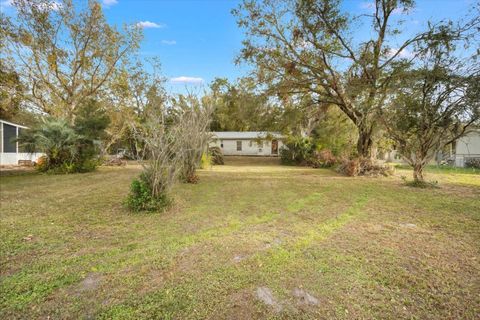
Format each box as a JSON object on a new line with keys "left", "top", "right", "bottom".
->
{"left": 211, "top": 131, "right": 284, "bottom": 140}
{"left": 0, "top": 119, "right": 28, "bottom": 129}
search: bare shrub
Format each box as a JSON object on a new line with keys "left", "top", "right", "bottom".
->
{"left": 465, "top": 158, "right": 480, "bottom": 169}
{"left": 141, "top": 111, "right": 184, "bottom": 198}
{"left": 337, "top": 158, "right": 360, "bottom": 176}
{"left": 209, "top": 146, "right": 224, "bottom": 165}
{"left": 338, "top": 158, "right": 394, "bottom": 177}
{"left": 126, "top": 95, "right": 213, "bottom": 211}
{"left": 126, "top": 108, "right": 185, "bottom": 211}
{"left": 173, "top": 95, "right": 213, "bottom": 183}
{"left": 310, "top": 149, "right": 336, "bottom": 168}
{"left": 103, "top": 158, "right": 126, "bottom": 166}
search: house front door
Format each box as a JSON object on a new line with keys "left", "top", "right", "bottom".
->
{"left": 271, "top": 140, "right": 278, "bottom": 155}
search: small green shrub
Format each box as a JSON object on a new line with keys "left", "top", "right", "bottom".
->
{"left": 280, "top": 136, "right": 314, "bottom": 165}
{"left": 36, "top": 157, "right": 101, "bottom": 174}
{"left": 17, "top": 102, "right": 109, "bottom": 174}
{"left": 60, "top": 162, "right": 76, "bottom": 174}
{"left": 404, "top": 179, "right": 439, "bottom": 188}
{"left": 125, "top": 175, "right": 171, "bottom": 212}
{"left": 280, "top": 136, "right": 340, "bottom": 168}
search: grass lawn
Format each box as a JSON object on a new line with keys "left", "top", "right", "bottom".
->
{"left": 394, "top": 163, "right": 480, "bottom": 175}
{"left": 1, "top": 157, "right": 479, "bottom": 319}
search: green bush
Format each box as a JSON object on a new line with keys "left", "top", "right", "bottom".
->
{"left": 125, "top": 174, "right": 171, "bottom": 212}
{"left": 17, "top": 100, "right": 109, "bottom": 174}
{"left": 18, "top": 119, "right": 83, "bottom": 173}
{"left": 75, "top": 158, "right": 102, "bottom": 173}
{"left": 280, "top": 136, "right": 344, "bottom": 168}
{"left": 402, "top": 176, "right": 439, "bottom": 188}
{"left": 280, "top": 136, "right": 314, "bottom": 165}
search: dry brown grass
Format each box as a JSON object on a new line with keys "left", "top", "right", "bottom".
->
{"left": 1, "top": 157, "right": 479, "bottom": 319}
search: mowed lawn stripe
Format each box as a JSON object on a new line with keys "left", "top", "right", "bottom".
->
{"left": 1, "top": 157, "right": 479, "bottom": 319}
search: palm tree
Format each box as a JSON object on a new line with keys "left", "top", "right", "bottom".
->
{"left": 17, "top": 119, "right": 82, "bottom": 171}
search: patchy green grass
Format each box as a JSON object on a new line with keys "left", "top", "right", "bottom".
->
{"left": 1, "top": 157, "right": 479, "bottom": 319}
{"left": 395, "top": 164, "right": 480, "bottom": 187}
{"left": 395, "top": 163, "right": 480, "bottom": 175}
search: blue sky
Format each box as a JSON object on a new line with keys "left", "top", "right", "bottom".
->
{"left": 103, "top": 0, "right": 246, "bottom": 93}
{"left": 1, "top": 0, "right": 477, "bottom": 93}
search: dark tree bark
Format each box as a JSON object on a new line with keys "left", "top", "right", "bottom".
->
{"left": 357, "top": 126, "right": 374, "bottom": 158}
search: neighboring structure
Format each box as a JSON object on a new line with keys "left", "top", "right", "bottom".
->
{"left": 0, "top": 119, "right": 43, "bottom": 165}
{"left": 378, "top": 129, "right": 480, "bottom": 167}
{"left": 453, "top": 129, "right": 480, "bottom": 167}
{"left": 211, "top": 131, "right": 285, "bottom": 156}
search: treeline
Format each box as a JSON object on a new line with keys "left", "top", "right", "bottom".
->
{"left": 230, "top": 0, "right": 480, "bottom": 183}
{"left": 0, "top": 1, "right": 216, "bottom": 211}
{"left": 1, "top": 0, "right": 479, "bottom": 210}
{"left": 1, "top": 1, "right": 176, "bottom": 172}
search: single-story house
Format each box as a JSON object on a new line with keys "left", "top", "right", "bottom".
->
{"left": 452, "top": 129, "right": 480, "bottom": 167}
{"left": 210, "top": 131, "right": 285, "bottom": 156}
{"left": 0, "top": 119, "right": 43, "bottom": 165}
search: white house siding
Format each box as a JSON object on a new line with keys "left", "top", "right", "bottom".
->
{"left": 210, "top": 131, "right": 285, "bottom": 157}
{"left": 211, "top": 139, "right": 284, "bottom": 156}
{"left": 0, "top": 152, "right": 44, "bottom": 165}
{"left": 454, "top": 130, "right": 480, "bottom": 167}
{"left": 0, "top": 119, "right": 45, "bottom": 165}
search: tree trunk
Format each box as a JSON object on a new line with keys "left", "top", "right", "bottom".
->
{"left": 356, "top": 127, "right": 374, "bottom": 159}
{"left": 413, "top": 163, "right": 425, "bottom": 183}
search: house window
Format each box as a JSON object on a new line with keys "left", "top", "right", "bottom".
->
{"left": 3, "top": 123, "right": 17, "bottom": 153}
{"left": 220, "top": 140, "right": 224, "bottom": 148}
{"left": 18, "top": 128, "right": 27, "bottom": 152}
{"left": 236, "top": 141, "right": 242, "bottom": 151}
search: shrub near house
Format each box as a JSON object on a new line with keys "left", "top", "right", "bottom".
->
{"left": 17, "top": 101, "right": 110, "bottom": 173}
{"left": 279, "top": 136, "right": 338, "bottom": 168}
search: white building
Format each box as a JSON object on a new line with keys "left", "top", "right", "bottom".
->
{"left": 211, "top": 131, "right": 285, "bottom": 156}
{"left": 0, "top": 119, "right": 43, "bottom": 165}
{"left": 379, "top": 129, "right": 480, "bottom": 168}
{"left": 453, "top": 129, "right": 480, "bottom": 167}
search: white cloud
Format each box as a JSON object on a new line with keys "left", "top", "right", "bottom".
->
{"left": 386, "top": 47, "right": 415, "bottom": 59}
{"left": 161, "top": 40, "right": 176, "bottom": 45}
{"left": 102, "top": 0, "right": 118, "bottom": 7}
{"left": 170, "top": 76, "right": 204, "bottom": 84}
{"left": 136, "top": 21, "right": 164, "bottom": 29}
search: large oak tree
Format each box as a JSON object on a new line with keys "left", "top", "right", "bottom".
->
{"left": 233, "top": 0, "right": 433, "bottom": 158}
{"left": 383, "top": 21, "right": 480, "bottom": 183}
{"left": 3, "top": 0, "right": 141, "bottom": 122}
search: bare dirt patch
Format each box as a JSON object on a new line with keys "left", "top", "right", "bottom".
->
{"left": 292, "top": 288, "right": 319, "bottom": 306}
{"left": 76, "top": 273, "right": 103, "bottom": 293}
{"left": 256, "top": 286, "right": 283, "bottom": 312}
